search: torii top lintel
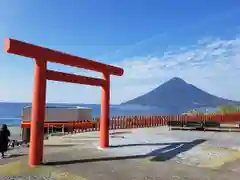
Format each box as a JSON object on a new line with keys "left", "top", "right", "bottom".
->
{"left": 4, "top": 38, "right": 124, "bottom": 76}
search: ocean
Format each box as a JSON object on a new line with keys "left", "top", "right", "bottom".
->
{"left": 0, "top": 102, "right": 168, "bottom": 126}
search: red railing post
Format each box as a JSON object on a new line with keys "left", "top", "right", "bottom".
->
{"left": 112, "top": 117, "right": 115, "bottom": 130}
{"left": 123, "top": 116, "right": 126, "bottom": 129}
{"left": 116, "top": 117, "right": 119, "bottom": 129}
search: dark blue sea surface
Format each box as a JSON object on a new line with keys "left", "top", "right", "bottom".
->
{"left": 0, "top": 102, "right": 169, "bottom": 126}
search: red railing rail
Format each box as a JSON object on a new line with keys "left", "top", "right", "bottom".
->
{"left": 21, "top": 113, "right": 240, "bottom": 133}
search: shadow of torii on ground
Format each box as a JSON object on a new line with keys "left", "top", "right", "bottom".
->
{"left": 45, "top": 139, "right": 206, "bottom": 166}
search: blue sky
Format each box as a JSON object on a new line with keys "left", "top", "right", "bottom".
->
{"left": 0, "top": 0, "right": 240, "bottom": 104}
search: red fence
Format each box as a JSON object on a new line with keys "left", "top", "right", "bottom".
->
{"left": 22, "top": 113, "right": 240, "bottom": 133}
{"left": 80, "top": 113, "right": 240, "bottom": 132}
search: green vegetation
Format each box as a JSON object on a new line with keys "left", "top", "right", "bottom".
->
{"left": 186, "top": 105, "right": 240, "bottom": 115}
{"left": 215, "top": 105, "right": 240, "bottom": 114}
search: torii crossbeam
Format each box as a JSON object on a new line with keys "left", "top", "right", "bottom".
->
{"left": 4, "top": 38, "right": 124, "bottom": 167}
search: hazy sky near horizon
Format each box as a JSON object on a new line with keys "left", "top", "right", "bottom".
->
{"left": 0, "top": 0, "right": 240, "bottom": 104}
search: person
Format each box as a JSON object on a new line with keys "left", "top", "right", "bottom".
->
{"left": 0, "top": 124, "right": 11, "bottom": 158}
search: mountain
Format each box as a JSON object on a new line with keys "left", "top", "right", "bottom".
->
{"left": 121, "top": 77, "right": 240, "bottom": 114}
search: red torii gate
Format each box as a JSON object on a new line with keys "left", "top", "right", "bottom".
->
{"left": 4, "top": 38, "right": 124, "bottom": 167}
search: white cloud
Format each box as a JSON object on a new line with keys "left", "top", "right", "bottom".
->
{"left": 1, "top": 2, "right": 240, "bottom": 105}
{"left": 108, "top": 36, "right": 240, "bottom": 103}
{"left": 1, "top": 36, "right": 240, "bottom": 105}
{"left": 19, "top": 36, "right": 240, "bottom": 104}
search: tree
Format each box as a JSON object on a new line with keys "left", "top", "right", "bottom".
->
{"left": 216, "top": 105, "right": 240, "bottom": 114}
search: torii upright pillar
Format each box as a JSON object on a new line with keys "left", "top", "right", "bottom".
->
{"left": 100, "top": 72, "right": 110, "bottom": 148}
{"left": 30, "top": 59, "right": 47, "bottom": 165}
{"left": 3, "top": 37, "right": 124, "bottom": 167}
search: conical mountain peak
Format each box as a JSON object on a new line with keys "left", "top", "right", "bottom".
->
{"left": 122, "top": 77, "right": 240, "bottom": 114}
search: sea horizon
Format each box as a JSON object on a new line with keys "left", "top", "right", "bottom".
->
{"left": 0, "top": 102, "right": 170, "bottom": 126}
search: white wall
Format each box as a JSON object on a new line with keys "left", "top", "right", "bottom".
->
{"left": 22, "top": 107, "right": 92, "bottom": 121}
